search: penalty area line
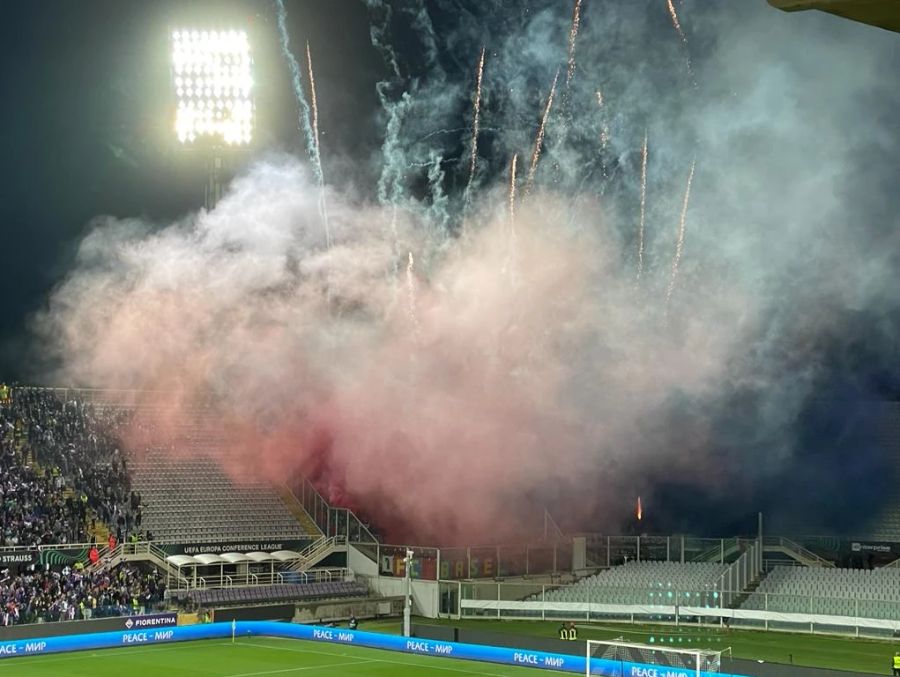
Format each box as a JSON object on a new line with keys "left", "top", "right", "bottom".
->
{"left": 235, "top": 641, "right": 537, "bottom": 676}
{"left": 224, "top": 658, "right": 381, "bottom": 677}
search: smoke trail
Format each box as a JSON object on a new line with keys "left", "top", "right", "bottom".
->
{"left": 637, "top": 130, "right": 648, "bottom": 281}
{"left": 463, "top": 47, "right": 486, "bottom": 220}
{"left": 274, "top": 0, "right": 330, "bottom": 246}
{"left": 427, "top": 151, "right": 450, "bottom": 235}
{"left": 365, "top": 0, "right": 410, "bottom": 267}
{"left": 566, "top": 0, "right": 583, "bottom": 87}
{"left": 666, "top": 158, "right": 696, "bottom": 310}
{"left": 274, "top": 1, "right": 315, "bottom": 165}
{"left": 306, "top": 41, "right": 331, "bottom": 248}
{"left": 525, "top": 69, "right": 560, "bottom": 196}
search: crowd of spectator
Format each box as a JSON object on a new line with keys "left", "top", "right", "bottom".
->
{"left": 0, "top": 562, "right": 166, "bottom": 625}
{"left": 0, "top": 386, "right": 144, "bottom": 546}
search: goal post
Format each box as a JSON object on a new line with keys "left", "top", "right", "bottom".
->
{"left": 585, "top": 639, "right": 722, "bottom": 677}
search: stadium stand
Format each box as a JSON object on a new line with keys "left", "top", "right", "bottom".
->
{"left": 0, "top": 562, "right": 165, "bottom": 625}
{"left": 131, "top": 447, "right": 308, "bottom": 543}
{"left": 2, "top": 386, "right": 314, "bottom": 545}
{"left": 0, "top": 387, "right": 135, "bottom": 546}
{"left": 539, "top": 561, "right": 727, "bottom": 605}
{"left": 741, "top": 565, "right": 900, "bottom": 619}
{"left": 172, "top": 580, "right": 367, "bottom": 608}
{"left": 867, "top": 402, "right": 900, "bottom": 540}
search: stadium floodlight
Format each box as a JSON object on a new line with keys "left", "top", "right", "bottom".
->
{"left": 171, "top": 28, "right": 254, "bottom": 146}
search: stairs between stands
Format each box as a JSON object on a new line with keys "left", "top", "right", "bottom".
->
{"left": 275, "top": 484, "right": 323, "bottom": 537}
{"left": 727, "top": 570, "right": 767, "bottom": 609}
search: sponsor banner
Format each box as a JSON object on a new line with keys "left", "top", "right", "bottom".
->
{"left": 38, "top": 547, "right": 89, "bottom": 567}
{"left": 120, "top": 613, "right": 177, "bottom": 630}
{"left": 0, "top": 550, "right": 37, "bottom": 565}
{"left": 159, "top": 540, "right": 312, "bottom": 556}
{"left": 849, "top": 541, "right": 894, "bottom": 554}
{"left": 0, "top": 620, "right": 752, "bottom": 676}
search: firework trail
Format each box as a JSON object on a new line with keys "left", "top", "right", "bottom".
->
{"left": 666, "top": 158, "right": 696, "bottom": 310}
{"left": 566, "top": 0, "right": 583, "bottom": 87}
{"left": 597, "top": 90, "right": 610, "bottom": 152}
{"left": 274, "top": 1, "right": 315, "bottom": 168}
{"left": 463, "top": 47, "right": 486, "bottom": 219}
{"left": 595, "top": 90, "right": 610, "bottom": 184}
{"left": 406, "top": 251, "right": 420, "bottom": 341}
{"left": 306, "top": 41, "right": 331, "bottom": 248}
{"left": 637, "top": 130, "right": 648, "bottom": 281}
{"left": 274, "top": 1, "right": 331, "bottom": 246}
{"left": 525, "top": 70, "right": 560, "bottom": 196}
{"left": 666, "top": 0, "right": 687, "bottom": 45}
{"left": 666, "top": 0, "right": 696, "bottom": 84}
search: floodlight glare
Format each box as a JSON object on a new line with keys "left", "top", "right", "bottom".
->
{"left": 171, "top": 28, "right": 253, "bottom": 146}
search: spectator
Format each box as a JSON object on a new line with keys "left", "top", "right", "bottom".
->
{"left": 0, "top": 388, "right": 138, "bottom": 547}
{"left": 0, "top": 562, "right": 165, "bottom": 625}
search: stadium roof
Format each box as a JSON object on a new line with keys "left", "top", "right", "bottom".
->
{"left": 768, "top": 0, "right": 900, "bottom": 33}
{"left": 166, "top": 550, "right": 303, "bottom": 567}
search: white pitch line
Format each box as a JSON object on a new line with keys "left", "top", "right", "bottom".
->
{"left": 0, "top": 640, "right": 234, "bottom": 669}
{"left": 224, "top": 658, "right": 380, "bottom": 677}
{"left": 235, "top": 640, "right": 544, "bottom": 677}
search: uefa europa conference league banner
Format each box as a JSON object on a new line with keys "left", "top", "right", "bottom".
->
{"left": 0, "top": 620, "right": 750, "bottom": 677}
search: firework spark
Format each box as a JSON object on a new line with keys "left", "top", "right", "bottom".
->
{"left": 463, "top": 47, "right": 486, "bottom": 221}
{"left": 637, "top": 130, "right": 648, "bottom": 281}
{"left": 666, "top": 158, "right": 696, "bottom": 310}
{"left": 525, "top": 70, "right": 560, "bottom": 195}
{"left": 666, "top": 0, "right": 696, "bottom": 84}
{"left": 666, "top": 0, "right": 687, "bottom": 45}
{"left": 274, "top": 1, "right": 331, "bottom": 246}
{"left": 306, "top": 41, "right": 331, "bottom": 248}
{"left": 566, "top": 0, "right": 583, "bottom": 87}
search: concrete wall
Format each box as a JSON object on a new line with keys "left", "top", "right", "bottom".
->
{"left": 366, "top": 576, "right": 440, "bottom": 618}
{"left": 348, "top": 544, "right": 379, "bottom": 577}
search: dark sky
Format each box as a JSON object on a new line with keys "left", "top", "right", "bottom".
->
{"left": 0, "top": 0, "right": 382, "bottom": 379}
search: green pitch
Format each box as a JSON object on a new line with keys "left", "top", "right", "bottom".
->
{"left": 0, "top": 636, "right": 566, "bottom": 676}
{"left": 406, "top": 618, "right": 898, "bottom": 674}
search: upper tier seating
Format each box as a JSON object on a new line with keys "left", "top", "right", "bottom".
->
{"left": 540, "top": 561, "right": 727, "bottom": 606}
{"left": 866, "top": 402, "right": 900, "bottom": 540}
{"left": 131, "top": 447, "right": 309, "bottom": 543}
{"left": 741, "top": 566, "right": 900, "bottom": 619}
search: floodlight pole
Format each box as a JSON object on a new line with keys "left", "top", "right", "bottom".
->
{"left": 403, "top": 548, "right": 414, "bottom": 637}
{"left": 205, "top": 150, "right": 225, "bottom": 211}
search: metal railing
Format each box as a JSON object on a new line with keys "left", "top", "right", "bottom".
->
{"left": 764, "top": 537, "right": 836, "bottom": 567}
{"left": 451, "top": 580, "right": 900, "bottom": 630}
{"left": 291, "top": 476, "right": 378, "bottom": 546}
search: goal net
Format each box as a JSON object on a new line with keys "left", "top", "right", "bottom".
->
{"left": 586, "top": 639, "right": 722, "bottom": 677}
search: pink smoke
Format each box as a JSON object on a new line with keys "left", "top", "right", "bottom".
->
{"left": 37, "top": 158, "right": 746, "bottom": 545}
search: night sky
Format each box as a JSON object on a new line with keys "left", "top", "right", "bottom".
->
{"left": 0, "top": 0, "right": 382, "bottom": 377}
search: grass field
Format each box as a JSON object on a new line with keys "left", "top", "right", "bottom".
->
{"left": 0, "top": 636, "right": 567, "bottom": 677}
{"left": 0, "top": 619, "right": 896, "bottom": 675}
{"left": 408, "top": 617, "right": 898, "bottom": 674}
